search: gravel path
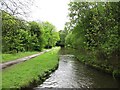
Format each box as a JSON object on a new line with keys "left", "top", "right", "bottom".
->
{"left": 0, "top": 49, "right": 51, "bottom": 69}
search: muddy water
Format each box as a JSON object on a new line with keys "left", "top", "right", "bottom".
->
{"left": 34, "top": 48, "right": 120, "bottom": 89}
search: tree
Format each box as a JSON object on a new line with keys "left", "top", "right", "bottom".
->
{"left": 57, "top": 30, "right": 68, "bottom": 47}
{"left": 65, "top": 2, "right": 120, "bottom": 67}
{"left": 1, "top": 0, "right": 34, "bottom": 18}
{"left": 42, "top": 22, "right": 60, "bottom": 48}
{"left": 29, "top": 21, "right": 44, "bottom": 51}
{"left": 2, "top": 11, "right": 60, "bottom": 53}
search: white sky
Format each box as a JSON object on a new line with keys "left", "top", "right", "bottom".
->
{"left": 29, "top": 0, "right": 70, "bottom": 30}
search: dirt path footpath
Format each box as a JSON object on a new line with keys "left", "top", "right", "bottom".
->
{"left": 0, "top": 49, "right": 51, "bottom": 69}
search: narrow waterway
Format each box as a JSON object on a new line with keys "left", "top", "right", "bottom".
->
{"left": 34, "top": 48, "right": 120, "bottom": 89}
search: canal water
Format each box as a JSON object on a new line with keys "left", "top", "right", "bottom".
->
{"left": 34, "top": 48, "right": 120, "bottom": 89}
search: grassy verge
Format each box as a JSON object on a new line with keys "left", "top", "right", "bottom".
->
{"left": 2, "top": 47, "right": 60, "bottom": 89}
{"left": 2, "top": 51, "right": 39, "bottom": 63}
{"left": 75, "top": 50, "right": 120, "bottom": 78}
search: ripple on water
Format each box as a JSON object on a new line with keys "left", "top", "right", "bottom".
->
{"left": 34, "top": 53, "right": 120, "bottom": 89}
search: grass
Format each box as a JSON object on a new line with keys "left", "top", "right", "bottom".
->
{"left": 2, "top": 47, "right": 60, "bottom": 89}
{"left": 2, "top": 51, "right": 39, "bottom": 63}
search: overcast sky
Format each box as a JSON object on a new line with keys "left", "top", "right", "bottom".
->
{"left": 29, "top": 0, "right": 70, "bottom": 30}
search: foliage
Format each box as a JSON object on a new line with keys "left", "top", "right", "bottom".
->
{"left": 65, "top": 2, "right": 119, "bottom": 69}
{"left": 57, "top": 30, "right": 68, "bottom": 47}
{"left": 28, "top": 21, "right": 44, "bottom": 51}
{"left": 2, "top": 10, "right": 60, "bottom": 53}
{"left": 42, "top": 22, "right": 60, "bottom": 48}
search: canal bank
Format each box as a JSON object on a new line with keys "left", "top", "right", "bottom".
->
{"left": 74, "top": 50, "right": 120, "bottom": 78}
{"left": 76, "top": 56, "right": 120, "bottom": 78}
{"left": 2, "top": 47, "right": 60, "bottom": 89}
{"left": 21, "top": 63, "right": 59, "bottom": 89}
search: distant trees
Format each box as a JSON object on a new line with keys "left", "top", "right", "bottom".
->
{"left": 2, "top": 10, "right": 60, "bottom": 53}
{"left": 56, "top": 30, "right": 68, "bottom": 47}
{"left": 42, "top": 22, "right": 60, "bottom": 48}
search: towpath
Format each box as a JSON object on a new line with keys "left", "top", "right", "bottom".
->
{"left": 0, "top": 49, "right": 51, "bottom": 69}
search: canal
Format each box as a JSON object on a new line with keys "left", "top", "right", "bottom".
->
{"left": 34, "top": 48, "right": 120, "bottom": 89}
